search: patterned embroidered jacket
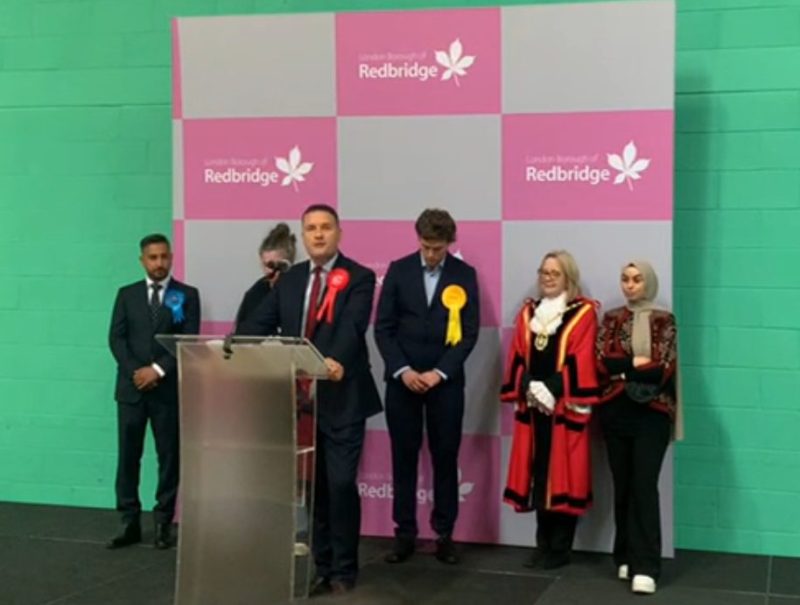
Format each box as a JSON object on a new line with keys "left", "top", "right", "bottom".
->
{"left": 500, "top": 297, "right": 600, "bottom": 515}
{"left": 596, "top": 307, "right": 678, "bottom": 419}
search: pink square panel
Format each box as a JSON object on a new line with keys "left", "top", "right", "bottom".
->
{"left": 503, "top": 110, "right": 674, "bottom": 220}
{"left": 336, "top": 9, "right": 501, "bottom": 116}
{"left": 183, "top": 117, "right": 337, "bottom": 219}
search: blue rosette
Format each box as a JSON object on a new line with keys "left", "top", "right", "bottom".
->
{"left": 163, "top": 289, "right": 185, "bottom": 324}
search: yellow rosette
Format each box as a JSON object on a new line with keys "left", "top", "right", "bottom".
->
{"left": 441, "top": 285, "right": 467, "bottom": 346}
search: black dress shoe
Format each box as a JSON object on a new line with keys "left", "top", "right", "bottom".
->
{"left": 384, "top": 537, "right": 415, "bottom": 563}
{"left": 106, "top": 523, "right": 142, "bottom": 549}
{"left": 434, "top": 535, "right": 459, "bottom": 564}
{"left": 309, "top": 577, "right": 331, "bottom": 597}
{"left": 154, "top": 522, "right": 174, "bottom": 550}
{"left": 541, "top": 551, "right": 570, "bottom": 570}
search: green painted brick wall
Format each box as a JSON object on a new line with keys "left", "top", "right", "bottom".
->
{"left": 0, "top": 0, "right": 798, "bottom": 556}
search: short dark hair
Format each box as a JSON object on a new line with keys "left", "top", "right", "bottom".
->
{"left": 302, "top": 203, "right": 339, "bottom": 225}
{"left": 140, "top": 233, "right": 170, "bottom": 251}
{"left": 415, "top": 208, "right": 456, "bottom": 243}
{"left": 259, "top": 222, "right": 297, "bottom": 263}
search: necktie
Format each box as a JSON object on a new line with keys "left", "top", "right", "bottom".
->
{"left": 150, "top": 283, "right": 162, "bottom": 323}
{"left": 304, "top": 267, "right": 322, "bottom": 339}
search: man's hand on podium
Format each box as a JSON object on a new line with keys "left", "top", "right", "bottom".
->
{"left": 324, "top": 357, "right": 344, "bottom": 382}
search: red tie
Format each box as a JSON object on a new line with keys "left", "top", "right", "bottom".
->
{"left": 304, "top": 266, "right": 323, "bottom": 339}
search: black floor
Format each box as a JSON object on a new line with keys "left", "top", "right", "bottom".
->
{"left": 1, "top": 502, "right": 798, "bottom": 605}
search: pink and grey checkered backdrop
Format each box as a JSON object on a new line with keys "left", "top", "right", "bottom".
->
{"left": 172, "top": 0, "right": 675, "bottom": 552}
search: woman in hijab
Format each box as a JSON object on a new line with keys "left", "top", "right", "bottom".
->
{"left": 501, "top": 250, "right": 600, "bottom": 570}
{"left": 596, "top": 261, "right": 681, "bottom": 595}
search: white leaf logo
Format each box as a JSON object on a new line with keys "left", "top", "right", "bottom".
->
{"left": 457, "top": 468, "right": 474, "bottom": 502}
{"left": 275, "top": 146, "right": 313, "bottom": 192}
{"left": 607, "top": 141, "right": 650, "bottom": 191}
{"left": 376, "top": 275, "right": 385, "bottom": 287}
{"left": 452, "top": 249, "right": 464, "bottom": 260}
{"left": 435, "top": 38, "right": 475, "bottom": 87}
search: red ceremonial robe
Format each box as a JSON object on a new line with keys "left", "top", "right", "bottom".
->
{"left": 500, "top": 297, "right": 600, "bottom": 515}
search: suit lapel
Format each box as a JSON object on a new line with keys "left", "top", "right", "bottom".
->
{"left": 155, "top": 281, "right": 179, "bottom": 332}
{"left": 411, "top": 256, "right": 430, "bottom": 311}
{"left": 310, "top": 254, "right": 351, "bottom": 338}
{"left": 420, "top": 253, "right": 454, "bottom": 313}
{"left": 429, "top": 255, "right": 453, "bottom": 312}
{"left": 289, "top": 262, "right": 310, "bottom": 337}
{"left": 136, "top": 280, "right": 156, "bottom": 329}
{"left": 326, "top": 254, "right": 348, "bottom": 327}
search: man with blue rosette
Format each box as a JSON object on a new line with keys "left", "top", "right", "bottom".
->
{"left": 107, "top": 233, "right": 200, "bottom": 550}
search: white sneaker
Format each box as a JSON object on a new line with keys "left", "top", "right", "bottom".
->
{"left": 293, "top": 542, "right": 310, "bottom": 556}
{"left": 632, "top": 574, "right": 656, "bottom": 594}
{"left": 618, "top": 564, "right": 630, "bottom": 580}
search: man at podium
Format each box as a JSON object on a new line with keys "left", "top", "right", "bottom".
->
{"left": 238, "top": 204, "right": 382, "bottom": 595}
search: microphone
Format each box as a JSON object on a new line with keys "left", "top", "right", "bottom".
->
{"left": 265, "top": 259, "right": 291, "bottom": 274}
{"left": 223, "top": 333, "right": 234, "bottom": 359}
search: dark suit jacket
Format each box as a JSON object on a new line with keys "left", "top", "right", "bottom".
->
{"left": 374, "top": 251, "right": 480, "bottom": 385}
{"left": 234, "top": 277, "right": 271, "bottom": 332}
{"left": 109, "top": 279, "right": 201, "bottom": 404}
{"left": 237, "top": 253, "right": 382, "bottom": 430}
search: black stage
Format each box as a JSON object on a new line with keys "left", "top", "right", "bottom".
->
{"left": 1, "top": 503, "right": 798, "bottom": 604}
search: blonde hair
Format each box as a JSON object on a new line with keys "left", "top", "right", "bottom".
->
{"left": 538, "top": 250, "right": 581, "bottom": 301}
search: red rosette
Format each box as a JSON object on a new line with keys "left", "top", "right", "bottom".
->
{"left": 315, "top": 268, "right": 350, "bottom": 324}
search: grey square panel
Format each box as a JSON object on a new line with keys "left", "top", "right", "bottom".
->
{"left": 502, "top": 221, "right": 673, "bottom": 327}
{"left": 502, "top": 1, "right": 675, "bottom": 113}
{"left": 338, "top": 116, "right": 501, "bottom": 220}
{"left": 177, "top": 14, "right": 336, "bottom": 118}
{"left": 184, "top": 219, "right": 306, "bottom": 323}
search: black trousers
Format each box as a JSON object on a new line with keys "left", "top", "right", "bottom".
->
{"left": 313, "top": 420, "right": 366, "bottom": 584}
{"left": 385, "top": 379, "right": 465, "bottom": 539}
{"left": 536, "top": 510, "right": 578, "bottom": 555}
{"left": 599, "top": 397, "right": 670, "bottom": 579}
{"left": 115, "top": 396, "right": 179, "bottom": 525}
{"left": 530, "top": 409, "right": 578, "bottom": 553}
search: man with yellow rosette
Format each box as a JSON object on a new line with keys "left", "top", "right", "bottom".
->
{"left": 375, "top": 208, "right": 480, "bottom": 565}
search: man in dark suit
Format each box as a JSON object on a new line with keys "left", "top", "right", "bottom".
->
{"left": 107, "top": 234, "right": 200, "bottom": 550}
{"left": 238, "top": 204, "right": 382, "bottom": 595}
{"left": 375, "top": 209, "right": 480, "bottom": 565}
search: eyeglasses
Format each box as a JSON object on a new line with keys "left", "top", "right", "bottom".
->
{"left": 537, "top": 269, "right": 562, "bottom": 279}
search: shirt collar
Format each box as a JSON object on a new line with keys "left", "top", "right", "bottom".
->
{"left": 420, "top": 253, "right": 445, "bottom": 273}
{"left": 313, "top": 253, "right": 339, "bottom": 274}
{"left": 146, "top": 275, "right": 171, "bottom": 290}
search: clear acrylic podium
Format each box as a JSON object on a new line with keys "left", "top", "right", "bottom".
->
{"left": 157, "top": 335, "right": 329, "bottom": 605}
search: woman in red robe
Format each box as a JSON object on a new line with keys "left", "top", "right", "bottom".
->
{"left": 501, "top": 250, "right": 600, "bottom": 569}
